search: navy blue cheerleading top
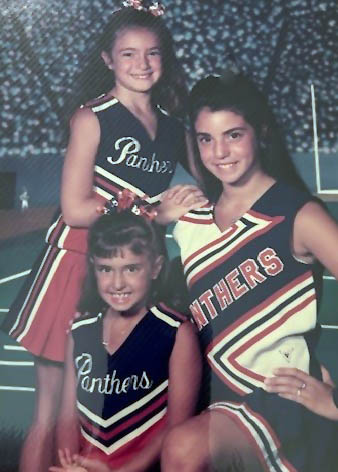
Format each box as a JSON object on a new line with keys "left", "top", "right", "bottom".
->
{"left": 71, "top": 304, "right": 183, "bottom": 462}
{"left": 46, "top": 97, "right": 186, "bottom": 254}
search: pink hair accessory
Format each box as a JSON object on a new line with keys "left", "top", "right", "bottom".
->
{"left": 122, "top": 0, "right": 165, "bottom": 16}
{"left": 148, "top": 2, "right": 165, "bottom": 16}
{"left": 122, "top": 0, "right": 144, "bottom": 10}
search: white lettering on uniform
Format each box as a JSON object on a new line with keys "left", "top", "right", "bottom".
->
{"left": 107, "top": 137, "right": 173, "bottom": 174}
{"left": 75, "top": 353, "right": 154, "bottom": 395}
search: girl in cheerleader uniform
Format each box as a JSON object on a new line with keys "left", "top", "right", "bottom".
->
{"left": 2, "top": 5, "right": 204, "bottom": 472}
{"left": 160, "top": 73, "right": 338, "bottom": 471}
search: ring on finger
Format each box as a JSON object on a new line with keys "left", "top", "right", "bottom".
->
{"left": 300, "top": 382, "right": 306, "bottom": 390}
{"left": 297, "top": 388, "right": 302, "bottom": 396}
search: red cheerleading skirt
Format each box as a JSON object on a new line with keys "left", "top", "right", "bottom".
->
{"left": 2, "top": 244, "right": 87, "bottom": 362}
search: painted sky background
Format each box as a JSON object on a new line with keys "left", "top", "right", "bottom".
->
{"left": 1, "top": 0, "right": 337, "bottom": 159}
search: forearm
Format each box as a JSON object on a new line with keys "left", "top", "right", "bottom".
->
{"left": 56, "top": 416, "right": 80, "bottom": 459}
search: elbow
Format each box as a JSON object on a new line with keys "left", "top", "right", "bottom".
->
{"left": 62, "top": 210, "right": 78, "bottom": 227}
{"left": 61, "top": 207, "right": 83, "bottom": 227}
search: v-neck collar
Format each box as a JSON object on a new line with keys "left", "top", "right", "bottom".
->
{"left": 101, "top": 310, "right": 150, "bottom": 358}
{"left": 211, "top": 181, "right": 278, "bottom": 234}
{"left": 114, "top": 96, "right": 162, "bottom": 143}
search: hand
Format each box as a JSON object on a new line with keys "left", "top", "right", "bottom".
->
{"left": 156, "top": 184, "right": 208, "bottom": 224}
{"left": 72, "top": 455, "right": 111, "bottom": 472}
{"left": 49, "top": 449, "right": 87, "bottom": 472}
{"left": 264, "top": 367, "right": 338, "bottom": 420}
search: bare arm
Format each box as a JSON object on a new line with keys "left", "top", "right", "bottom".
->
{"left": 61, "top": 107, "right": 102, "bottom": 227}
{"left": 293, "top": 201, "right": 338, "bottom": 278}
{"left": 55, "top": 336, "right": 80, "bottom": 458}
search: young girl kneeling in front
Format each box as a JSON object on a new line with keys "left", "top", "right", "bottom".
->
{"left": 52, "top": 200, "right": 201, "bottom": 472}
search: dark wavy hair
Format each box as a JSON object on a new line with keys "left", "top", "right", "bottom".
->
{"left": 77, "top": 212, "right": 168, "bottom": 314}
{"left": 75, "top": 7, "right": 187, "bottom": 117}
{"left": 188, "top": 74, "right": 308, "bottom": 201}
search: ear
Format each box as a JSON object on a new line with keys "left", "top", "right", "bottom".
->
{"left": 151, "top": 255, "right": 164, "bottom": 280}
{"left": 101, "top": 51, "right": 114, "bottom": 70}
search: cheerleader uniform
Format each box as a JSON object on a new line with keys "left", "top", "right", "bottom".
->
{"left": 2, "top": 96, "right": 186, "bottom": 362}
{"left": 173, "top": 181, "right": 337, "bottom": 471}
{"left": 71, "top": 304, "right": 183, "bottom": 468}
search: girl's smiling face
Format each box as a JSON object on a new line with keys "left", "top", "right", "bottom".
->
{"left": 195, "top": 107, "right": 261, "bottom": 188}
{"left": 102, "top": 27, "right": 162, "bottom": 95}
{"left": 93, "top": 244, "right": 163, "bottom": 316}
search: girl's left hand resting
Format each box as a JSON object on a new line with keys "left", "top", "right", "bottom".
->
{"left": 49, "top": 449, "right": 88, "bottom": 472}
{"left": 49, "top": 449, "right": 112, "bottom": 472}
{"left": 264, "top": 367, "right": 338, "bottom": 420}
{"left": 156, "top": 184, "right": 208, "bottom": 224}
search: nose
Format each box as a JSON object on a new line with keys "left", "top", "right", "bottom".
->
{"left": 214, "top": 138, "right": 229, "bottom": 160}
{"left": 111, "top": 271, "right": 125, "bottom": 291}
{"left": 138, "top": 53, "right": 150, "bottom": 70}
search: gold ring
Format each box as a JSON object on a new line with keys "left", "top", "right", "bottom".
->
{"left": 297, "top": 388, "right": 301, "bottom": 396}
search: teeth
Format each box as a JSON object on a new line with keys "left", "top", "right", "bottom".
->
{"left": 133, "top": 74, "right": 151, "bottom": 78}
{"left": 218, "top": 163, "right": 236, "bottom": 168}
{"left": 110, "top": 293, "right": 130, "bottom": 298}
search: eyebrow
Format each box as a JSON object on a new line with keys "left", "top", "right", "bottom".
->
{"left": 196, "top": 126, "right": 247, "bottom": 136}
{"left": 119, "top": 46, "right": 161, "bottom": 52}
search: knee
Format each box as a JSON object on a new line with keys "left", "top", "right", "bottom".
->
{"left": 161, "top": 423, "right": 206, "bottom": 471}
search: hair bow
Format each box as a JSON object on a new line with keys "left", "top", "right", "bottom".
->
{"left": 97, "top": 189, "right": 158, "bottom": 221}
{"left": 122, "top": 0, "right": 165, "bottom": 16}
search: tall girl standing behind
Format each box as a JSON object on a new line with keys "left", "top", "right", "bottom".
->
{"left": 50, "top": 204, "right": 201, "bottom": 472}
{"left": 1, "top": 5, "right": 203, "bottom": 472}
{"left": 161, "top": 73, "right": 338, "bottom": 471}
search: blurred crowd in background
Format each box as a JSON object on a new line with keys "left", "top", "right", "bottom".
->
{"left": 1, "top": 0, "right": 337, "bottom": 159}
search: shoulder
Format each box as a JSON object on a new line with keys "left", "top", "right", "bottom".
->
{"left": 71, "top": 312, "right": 102, "bottom": 333}
{"left": 178, "top": 204, "right": 213, "bottom": 225}
{"left": 173, "top": 204, "right": 213, "bottom": 250}
{"left": 149, "top": 303, "right": 188, "bottom": 328}
{"left": 69, "top": 106, "right": 99, "bottom": 131}
{"left": 85, "top": 95, "right": 120, "bottom": 113}
{"left": 295, "top": 199, "right": 335, "bottom": 231}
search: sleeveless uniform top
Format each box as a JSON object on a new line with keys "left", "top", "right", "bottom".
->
{"left": 71, "top": 304, "right": 183, "bottom": 463}
{"left": 46, "top": 97, "right": 186, "bottom": 254}
{"left": 174, "top": 181, "right": 316, "bottom": 399}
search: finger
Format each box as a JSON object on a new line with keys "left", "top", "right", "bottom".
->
{"left": 321, "top": 365, "right": 335, "bottom": 387}
{"left": 58, "top": 449, "right": 68, "bottom": 468}
{"left": 264, "top": 376, "right": 308, "bottom": 396}
{"left": 265, "top": 375, "right": 299, "bottom": 389}
{"left": 174, "top": 190, "right": 207, "bottom": 206}
{"left": 179, "top": 193, "right": 208, "bottom": 206}
{"left": 273, "top": 367, "right": 308, "bottom": 379}
{"left": 64, "top": 448, "right": 73, "bottom": 465}
{"left": 272, "top": 368, "right": 312, "bottom": 388}
{"left": 163, "top": 185, "right": 186, "bottom": 200}
{"left": 277, "top": 392, "right": 303, "bottom": 404}
{"left": 49, "top": 468, "right": 64, "bottom": 472}
{"left": 265, "top": 381, "right": 300, "bottom": 395}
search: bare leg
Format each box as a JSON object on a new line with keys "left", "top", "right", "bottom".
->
{"left": 161, "top": 410, "right": 263, "bottom": 472}
{"left": 19, "top": 358, "right": 64, "bottom": 472}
